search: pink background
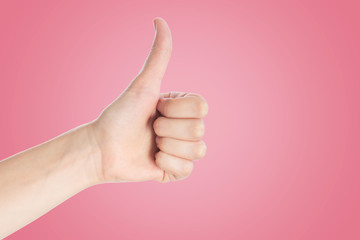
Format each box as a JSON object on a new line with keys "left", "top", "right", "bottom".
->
{"left": 1, "top": 0, "right": 360, "bottom": 239}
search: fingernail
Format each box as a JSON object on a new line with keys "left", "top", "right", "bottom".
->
{"left": 153, "top": 18, "right": 157, "bottom": 30}
{"left": 155, "top": 136, "right": 160, "bottom": 145}
{"left": 156, "top": 98, "right": 163, "bottom": 108}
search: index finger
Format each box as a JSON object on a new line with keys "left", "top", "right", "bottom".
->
{"left": 157, "top": 93, "right": 209, "bottom": 119}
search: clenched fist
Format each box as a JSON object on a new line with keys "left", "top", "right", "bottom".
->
{"left": 88, "top": 18, "right": 208, "bottom": 183}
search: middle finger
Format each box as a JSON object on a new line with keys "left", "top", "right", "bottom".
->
{"left": 153, "top": 117, "right": 205, "bottom": 141}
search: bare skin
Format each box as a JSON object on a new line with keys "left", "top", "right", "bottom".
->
{"left": 0, "top": 18, "right": 208, "bottom": 238}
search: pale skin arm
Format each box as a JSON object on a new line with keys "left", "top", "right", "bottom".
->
{"left": 0, "top": 18, "right": 208, "bottom": 238}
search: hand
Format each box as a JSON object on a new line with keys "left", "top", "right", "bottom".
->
{"left": 0, "top": 17, "right": 208, "bottom": 237}
{"left": 88, "top": 18, "right": 208, "bottom": 183}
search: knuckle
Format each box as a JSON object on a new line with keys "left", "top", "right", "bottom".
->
{"left": 196, "top": 98, "right": 209, "bottom": 117}
{"left": 151, "top": 41, "right": 172, "bottom": 54}
{"left": 182, "top": 161, "right": 193, "bottom": 177}
{"left": 126, "top": 81, "right": 159, "bottom": 99}
{"left": 193, "top": 141, "right": 207, "bottom": 159}
{"left": 191, "top": 120, "right": 205, "bottom": 139}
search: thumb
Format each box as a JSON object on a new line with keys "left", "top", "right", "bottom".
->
{"left": 128, "top": 17, "right": 172, "bottom": 92}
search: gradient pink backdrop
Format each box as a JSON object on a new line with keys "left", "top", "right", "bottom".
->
{"left": 1, "top": 0, "right": 360, "bottom": 239}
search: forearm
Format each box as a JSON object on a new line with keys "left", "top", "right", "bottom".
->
{"left": 0, "top": 123, "right": 101, "bottom": 238}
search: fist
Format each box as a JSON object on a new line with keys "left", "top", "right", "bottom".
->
{"left": 88, "top": 18, "right": 208, "bottom": 183}
{"left": 154, "top": 92, "right": 208, "bottom": 182}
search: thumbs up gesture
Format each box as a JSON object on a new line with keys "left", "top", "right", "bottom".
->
{"left": 89, "top": 18, "right": 208, "bottom": 183}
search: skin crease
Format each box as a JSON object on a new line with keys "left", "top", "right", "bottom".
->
{"left": 0, "top": 18, "right": 208, "bottom": 238}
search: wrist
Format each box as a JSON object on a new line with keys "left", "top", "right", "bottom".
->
{"left": 66, "top": 122, "right": 104, "bottom": 187}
